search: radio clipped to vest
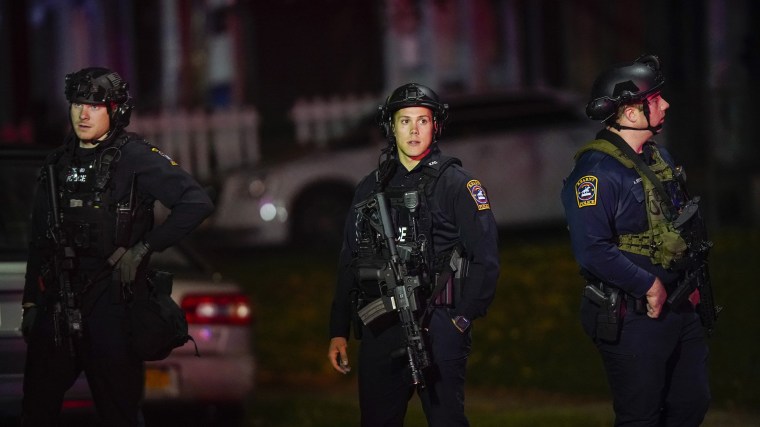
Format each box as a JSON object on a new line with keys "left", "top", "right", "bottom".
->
{"left": 114, "top": 172, "right": 137, "bottom": 248}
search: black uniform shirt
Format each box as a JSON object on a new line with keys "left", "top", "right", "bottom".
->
{"left": 329, "top": 146, "right": 499, "bottom": 338}
{"left": 560, "top": 129, "right": 682, "bottom": 298}
{"left": 23, "top": 131, "right": 214, "bottom": 305}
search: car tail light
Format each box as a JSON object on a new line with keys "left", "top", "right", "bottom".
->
{"left": 180, "top": 293, "right": 253, "bottom": 325}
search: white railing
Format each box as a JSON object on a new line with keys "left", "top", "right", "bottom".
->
{"left": 129, "top": 107, "right": 260, "bottom": 183}
{"left": 127, "top": 94, "right": 380, "bottom": 182}
{"left": 289, "top": 93, "right": 381, "bottom": 149}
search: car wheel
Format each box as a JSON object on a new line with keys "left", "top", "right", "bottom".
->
{"left": 291, "top": 183, "right": 354, "bottom": 247}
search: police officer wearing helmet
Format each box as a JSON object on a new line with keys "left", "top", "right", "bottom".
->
{"left": 21, "top": 67, "right": 214, "bottom": 426}
{"left": 561, "top": 55, "right": 712, "bottom": 425}
{"left": 328, "top": 83, "right": 499, "bottom": 426}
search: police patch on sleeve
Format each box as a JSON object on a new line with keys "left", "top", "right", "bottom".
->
{"left": 575, "top": 175, "right": 598, "bottom": 208}
{"left": 466, "top": 179, "right": 491, "bottom": 210}
{"left": 151, "top": 147, "right": 178, "bottom": 166}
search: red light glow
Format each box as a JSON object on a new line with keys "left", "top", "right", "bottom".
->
{"left": 181, "top": 293, "right": 253, "bottom": 325}
{"left": 62, "top": 399, "right": 94, "bottom": 409}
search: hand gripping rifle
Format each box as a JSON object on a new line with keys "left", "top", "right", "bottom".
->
{"left": 46, "top": 164, "right": 83, "bottom": 353}
{"left": 356, "top": 192, "right": 431, "bottom": 387}
{"left": 666, "top": 197, "right": 722, "bottom": 334}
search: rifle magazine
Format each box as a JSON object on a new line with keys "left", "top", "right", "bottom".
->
{"left": 357, "top": 298, "right": 390, "bottom": 325}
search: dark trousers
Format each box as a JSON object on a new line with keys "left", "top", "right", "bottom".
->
{"left": 582, "top": 298, "right": 711, "bottom": 426}
{"left": 358, "top": 307, "right": 472, "bottom": 427}
{"left": 22, "top": 279, "right": 145, "bottom": 427}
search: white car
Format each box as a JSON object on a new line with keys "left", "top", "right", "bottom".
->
{"left": 210, "top": 89, "right": 600, "bottom": 246}
{"left": 0, "top": 146, "right": 254, "bottom": 424}
{"left": 143, "top": 244, "right": 255, "bottom": 422}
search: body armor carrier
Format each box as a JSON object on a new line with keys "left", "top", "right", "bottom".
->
{"left": 351, "top": 156, "right": 464, "bottom": 343}
{"left": 576, "top": 138, "right": 719, "bottom": 333}
{"left": 354, "top": 156, "right": 462, "bottom": 297}
{"left": 576, "top": 139, "right": 692, "bottom": 268}
{"left": 51, "top": 134, "right": 153, "bottom": 260}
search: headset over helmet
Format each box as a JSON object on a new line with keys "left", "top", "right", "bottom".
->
{"left": 65, "top": 67, "right": 134, "bottom": 132}
{"left": 377, "top": 83, "right": 449, "bottom": 141}
{"left": 585, "top": 54, "right": 665, "bottom": 123}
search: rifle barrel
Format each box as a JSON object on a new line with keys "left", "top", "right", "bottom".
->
{"left": 46, "top": 164, "right": 62, "bottom": 230}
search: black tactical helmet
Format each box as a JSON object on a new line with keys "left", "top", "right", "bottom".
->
{"left": 585, "top": 54, "right": 664, "bottom": 122}
{"left": 377, "top": 83, "right": 449, "bottom": 140}
{"left": 65, "top": 67, "right": 133, "bottom": 131}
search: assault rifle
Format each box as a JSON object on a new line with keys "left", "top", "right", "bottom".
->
{"left": 46, "top": 164, "right": 83, "bottom": 353}
{"left": 667, "top": 197, "right": 721, "bottom": 334}
{"left": 355, "top": 192, "right": 431, "bottom": 387}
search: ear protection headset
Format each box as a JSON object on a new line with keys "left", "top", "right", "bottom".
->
{"left": 376, "top": 83, "right": 449, "bottom": 144}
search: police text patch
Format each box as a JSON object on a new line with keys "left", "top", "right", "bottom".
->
{"left": 575, "top": 175, "right": 598, "bottom": 208}
{"left": 467, "top": 179, "right": 490, "bottom": 210}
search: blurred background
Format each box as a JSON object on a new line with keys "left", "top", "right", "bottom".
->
{"left": 2, "top": 0, "right": 760, "bottom": 224}
{"left": 1, "top": 0, "right": 759, "bottom": 425}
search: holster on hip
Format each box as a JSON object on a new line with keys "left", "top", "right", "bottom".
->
{"left": 584, "top": 283, "right": 623, "bottom": 343}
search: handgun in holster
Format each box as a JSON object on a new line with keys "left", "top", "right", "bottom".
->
{"left": 432, "top": 247, "right": 467, "bottom": 307}
{"left": 583, "top": 283, "right": 622, "bottom": 342}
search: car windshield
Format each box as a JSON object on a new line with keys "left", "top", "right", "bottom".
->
{"left": 326, "top": 90, "right": 585, "bottom": 152}
{"left": 444, "top": 91, "right": 586, "bottom": 138}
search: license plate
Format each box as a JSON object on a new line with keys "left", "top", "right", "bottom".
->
{"left": 144, "top": 366, "right": 179, "bottom": 397}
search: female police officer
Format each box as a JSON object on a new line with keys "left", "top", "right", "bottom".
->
{"left": 561, "top": 55, "right": 711, "bottom": 426}
{"left": 327, "top": 83, "right": 499, "bottom": 426}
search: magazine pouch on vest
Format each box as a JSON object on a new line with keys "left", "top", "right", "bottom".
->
{"left": 351, "top": 155, "right": 463, "bottom": 338}
{"left": 575, "top": 139, "right": 688, "bottom": 268}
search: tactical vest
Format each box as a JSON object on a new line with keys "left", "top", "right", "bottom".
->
{"left": 575, "top": 139, "right": 688, "bottom": 268}
{"left": 51, "top": 134, "right": 153, "bottom": 259}
{"left": 354, "top": 156, "right": 462, "bottom": 297}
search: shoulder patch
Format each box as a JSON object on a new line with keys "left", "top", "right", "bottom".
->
{"left": 466, "top": 179, "right": 490, "bottom": 210}
{"left": 575, "top": 175, "right": 598, "bottom": 208}
{"left": 151, "top": 147, "right": 178, "bottom": 166}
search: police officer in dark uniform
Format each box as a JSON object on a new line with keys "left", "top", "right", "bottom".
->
{"left": 20, "top": 67, "right": 214, "bottom": 426}
{"left": 561, "top": 55, "right": 712, "bottom": 426}
{"left": 327, "top": 83, "right": 499, "bottom": 427}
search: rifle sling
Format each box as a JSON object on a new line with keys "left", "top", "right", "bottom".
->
{"left": 603, "top": 133, "right": 676, "bottom": 220}
{"left": 419, "top": 246, "right": 462, "bottom": 329}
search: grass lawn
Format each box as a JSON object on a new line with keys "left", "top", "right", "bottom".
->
{"left": 244, "top": 384, "right": 758, "bottom": 427}
{"left": 198, "top": 225, "right": 760, "bottom": 426}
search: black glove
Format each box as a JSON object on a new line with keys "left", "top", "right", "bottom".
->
{"left": 115, "top": 241, "right": 151, "bottom": 284}
{"left": 21, "top": 305, "right": 38, "bottom": 343}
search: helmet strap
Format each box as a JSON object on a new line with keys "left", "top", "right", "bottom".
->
{"left": 611, "top": 101, "right": 662, "bottom": 134}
